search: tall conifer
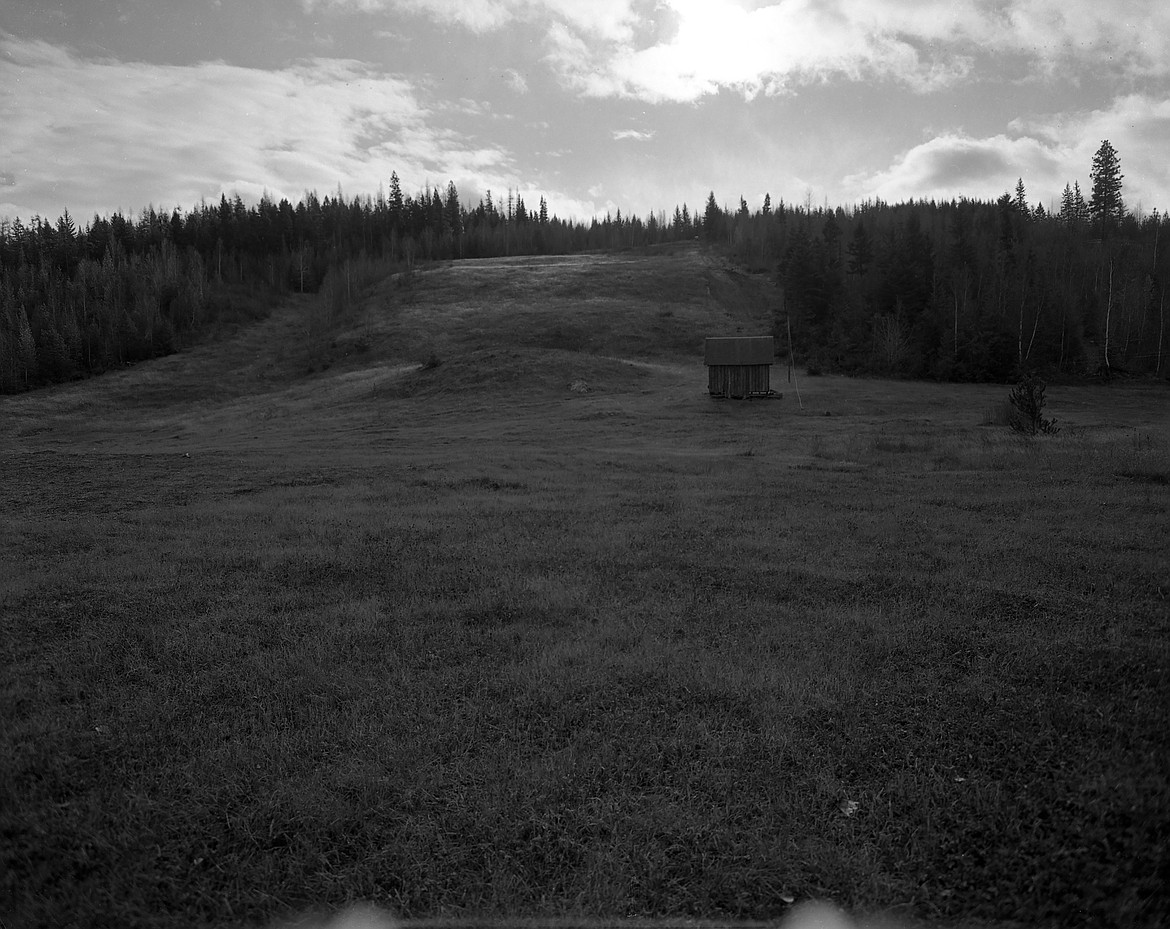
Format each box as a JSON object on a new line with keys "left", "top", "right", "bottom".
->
{"left": 388, "top": 172, "right": 404, "bottom": 234}
{"left": 1089, "top": 140, "right": 1124, "bottom": 236}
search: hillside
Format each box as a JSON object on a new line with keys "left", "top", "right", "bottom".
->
{"left": 0, "top": 244, "right": 780, "bottom": 453}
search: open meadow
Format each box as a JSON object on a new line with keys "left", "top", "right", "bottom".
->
{"left": 2, "top": 245, "right": 1168, "bottom": 929}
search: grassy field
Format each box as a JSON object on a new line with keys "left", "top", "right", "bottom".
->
{"left": 2, "top": 244, "right": 1168, "bottom": 929}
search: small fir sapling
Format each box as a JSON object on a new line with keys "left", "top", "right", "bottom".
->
{"left": 1008, "top": 374, "right": 1060, "bottom": 435}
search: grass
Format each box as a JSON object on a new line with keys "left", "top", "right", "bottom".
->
{"left": 2, "top": 246, "right": 1169, "bottom": 929}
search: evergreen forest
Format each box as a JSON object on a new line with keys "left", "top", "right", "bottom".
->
{"left": 2, "top": 142, "right": 1166, "bottom": 393}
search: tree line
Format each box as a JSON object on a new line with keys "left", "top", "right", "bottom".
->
{"left": 1, "top": 141, "right": 1166, "bottom": 391}
{"left": 0, "top": 173, "right": 672, "bottom": 392}
{"left": 710, "top": 140, "right": 1166, "bottom": 380}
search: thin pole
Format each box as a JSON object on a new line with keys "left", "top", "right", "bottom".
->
{"left": 1158, "top": 284, "right": 1165, "bottom": 376}
{"left": 787, "top": 314, "right": 803, "bottom": 409}
{"left": 1104, "top": 258, "right": 1113, "bottom": 373}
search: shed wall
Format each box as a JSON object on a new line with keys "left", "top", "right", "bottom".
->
{"left": 708, "top": 364, "right": 771, "bottom": 398}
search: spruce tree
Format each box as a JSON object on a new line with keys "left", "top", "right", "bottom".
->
{"left": 703, "top": 192, "right": 721, "bottom": 241}
{"left": 821, "top": 212, "right": 842, "bottom": 269}
{"left": 444, "top": 181, "right": 462, "bottom": 236}
{"left": 388, "top": 172, "right": 404, "bottom": 234}
{"left": 1059, "top": 183, "right": 1076, "bottom": 228}
{"left": 1089, "top": 140, "right": 1124, "bottom": 237}
{"left": 1074, "top": 181, "right": 1089, "bottom": 227}
{"left": 1014, "top": 178, "right": 1029, "bottom": 216}
{"left": 846, "top": 221, "right": 872, "bottom": 276}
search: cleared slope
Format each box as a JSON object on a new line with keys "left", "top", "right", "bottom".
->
{"left": 0, "top": 245, "right": 779, "bottom": 449}
{"left": 355, "top": 247, "right": 777, "bottom": 364}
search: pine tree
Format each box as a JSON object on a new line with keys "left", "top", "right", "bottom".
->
{"left": 430, "top": 188, "right": 445, "bottom": 235}
{"left": 56, "top": 209, "right": 76, "bottom": 241}
{"left": 388, "top": 172, "right": 404, "bottom": 234}
{"left": 1074, "top": 181, "right": 1089, "bottom": 227}
{"left": 846, "top": 221, "right": 872, "bottom": 276}
{"left": 444, "top": 181, "right": 462, "bottom": 236}
{"left": 997, "top": 192, "right": 1017, "bottom": 256}
{"left": 1089, "top": 140, "right": 1124, "bottom": 237}
{"left": 703, "top": 192, "right": 721, "bottom": 241}
{"left": 54, "top": 209, "right": 79, "bottom": 273}
{"left": 1014, "top": 178, "right": 1029, "bottom": 216}
{"left": 821, "top": 212, "right": 842, "bottom": 269}
{"left": 1059, "top": 183, "right": 1076, "bottom": 228}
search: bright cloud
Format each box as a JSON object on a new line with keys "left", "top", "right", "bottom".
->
{"left": 542, "top": 0, "right": 984, "bottom": 101}
{"left": 1014, "top": 94, "right": 1170, "bottom": 212}
{"left": 844, "top": 94, "right": 1170, "bottom": 211}
{"left": 0, "top": 36, "right": 514, "bottom": 221}
{"left": 5, "top": 1, "right": 1170, "bottom": 224}
{"left": 612, "top": 129, "right": 655, "bottom": 141}
{"left": 570, "top": 0, "right": 1169, "bottom": 102}
{"left": 301, "top": 1, "right": 1170, "bottom": 106}
{"left": 843, "top": 134, "right": 1062, "bottom": 204}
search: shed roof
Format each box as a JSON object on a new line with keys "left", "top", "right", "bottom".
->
{"left": 704, "top": 336, "right": 775, "bottom": 366}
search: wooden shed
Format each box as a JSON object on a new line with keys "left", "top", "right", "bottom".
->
{"left": 704, "top": 336, "right": 775, "bottom": 398}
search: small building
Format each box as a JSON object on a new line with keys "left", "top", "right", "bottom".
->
{"left": 704, "top": 336, "right": 775, "bottom": 399}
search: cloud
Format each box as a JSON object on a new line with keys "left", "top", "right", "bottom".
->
{"left": 544, "top": 0, "right": 993, "bottom": 102}
{"left": 0, "top": 36, "right": 514, "bottom": 221}
{"left": 1001, "top": 0, "right": 1170, "bottom": 78}
{"left": 612, "top": 129, "right": 654, "bottom": 141}
{"left": 303, "top": 0, "right": 397, "bottom": 13}
{"left": 304, "top": 0, "right": 992, "bottom": 101}
{"left": 302, "top": 0, "right": 1170, "bottom": 104}
{"left": 532, "top": 0, "right": 641, "bottom": 42}
{"left": 305, "top": 0, "right": 639, "bottom": 41}
{"left": 843, "top": 134, "right": 1060, "bottom": 203}
{"left": 542, "top": 191, "right": 612, "bottom": 221}
{"left": 502, "top": 68, "right": 529, "bottom": 93}
{"left": 844, "top": 94, "right": 1170, "bottom": 211}
{"left": 303, "top": 1, "right": 1170, "bottom": 103}
{"left": 305, "top": 0, "right": 520, "bottom": 34}
{"left": 1015, "top": 93, "right": 1170, "bottom": 212}
{"left": 322, "top": 0, "right": 1170, "bottom": 104}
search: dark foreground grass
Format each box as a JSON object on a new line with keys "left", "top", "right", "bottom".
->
{"left": 4, "top": 427, "right": 1168, "bottom": 928}
{"left": 2, "top": 252, "right": 1169, "bottom": 929}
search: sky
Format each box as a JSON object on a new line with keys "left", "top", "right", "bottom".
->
{"left": 3, "top": 0, "right": 1170, "bottom": 225}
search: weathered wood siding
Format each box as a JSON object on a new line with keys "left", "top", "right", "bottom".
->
{"left": 707, "top": 363, "right": 771, "bottom": 398}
